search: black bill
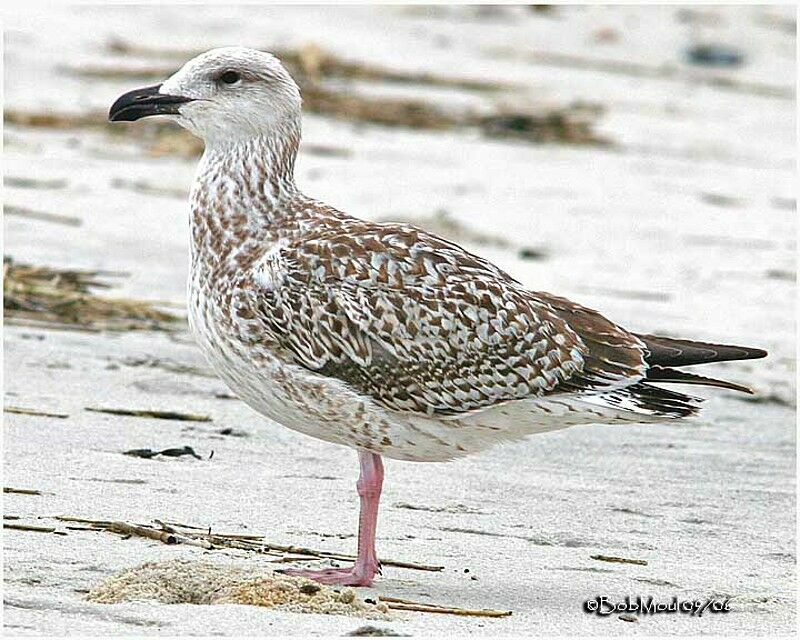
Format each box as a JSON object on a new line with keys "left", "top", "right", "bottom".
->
{"left": 109, "top": 84, "right": 194, "bottom": 122}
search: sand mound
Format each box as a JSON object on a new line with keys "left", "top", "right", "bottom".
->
{"left": 87, "top": 559, "right": 390, "bottom": 618}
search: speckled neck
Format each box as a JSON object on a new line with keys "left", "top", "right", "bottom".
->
{"left": 189, "top": 129, "right": 303, "bottom": 268}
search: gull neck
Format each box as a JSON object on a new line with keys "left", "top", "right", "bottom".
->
{"left": 200, "top": 128, "right": 300, "bottom": 203}
{"left": 190, "top": 128, "right": 305, "bottom": 266}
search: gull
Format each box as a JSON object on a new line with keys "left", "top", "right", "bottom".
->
{"left": 110, "top": 47, "right": 767, "bottom": 586}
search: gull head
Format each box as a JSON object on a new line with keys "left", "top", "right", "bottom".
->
{"left": 109, "top": 47, "right": 302, "bottom": 146}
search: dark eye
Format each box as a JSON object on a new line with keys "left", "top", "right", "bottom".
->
{"left": 219, "top": 70, "right": 240, "bottom": 85}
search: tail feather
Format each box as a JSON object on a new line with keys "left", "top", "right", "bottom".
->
{"left": 584, "top": 382, "right": 702, "bottom": 419}
{"left": 636, "top": 334, "right": 767, "bottom": 368}
{"left": 628, "top": 382, "right": 702, "bottom": 414}
{"left": 645, "top": 365, "right": 754, "bottom": 394}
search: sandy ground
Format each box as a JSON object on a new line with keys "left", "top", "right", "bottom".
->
{"left": 3, "top": 4, "right": 796, "bottom": 636}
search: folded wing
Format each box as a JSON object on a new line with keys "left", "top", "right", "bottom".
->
{"left": 245, "top": 220, "right": 648, "bottom": 416}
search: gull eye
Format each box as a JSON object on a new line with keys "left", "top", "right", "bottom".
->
{"left": 219, "top": 70, "right": 241, "bottom": 85}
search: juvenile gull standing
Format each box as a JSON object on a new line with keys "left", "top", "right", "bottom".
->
{"left": 110, "top": 47, "right": 767, "bottom": 586}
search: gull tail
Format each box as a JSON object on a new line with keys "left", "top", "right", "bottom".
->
{"left": 636, "top": 334, "right": 767, "bottom": 394}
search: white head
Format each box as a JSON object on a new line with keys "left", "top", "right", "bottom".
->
{"left": 109, "top": 47, "right": 302, "bottom": 147}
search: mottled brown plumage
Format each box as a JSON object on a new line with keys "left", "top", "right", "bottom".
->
{"left": 246, "top": 221, "right": 656, "bottom": 417}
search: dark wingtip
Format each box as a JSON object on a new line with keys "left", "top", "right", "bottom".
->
{"left": 746, "top": 347, "right": 768, "bottom": 360}
{"left": 637, "top": 334, "right": 768, "bottom": 367}
{"left": 646, "top": 366, "right": 756, "bottom": 394}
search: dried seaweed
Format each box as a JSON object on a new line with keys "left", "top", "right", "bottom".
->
{"left": 590, "top": 554, "right": 648, "bottom": 566}
{"left": 3, "top": 257, "right": 182, "bottom": 332}
{"left": 5, "top": 204, "right": 82, "bottom": 226}
{"left": 110, "top": 178, "right": 187, "bottom": 199}
{"left": 10, "top": 41, "right": 607, "bottom": 148}
{"left": 477, "top": 102, "right": 603, "bottom": 145}
{"left": 378, "top": 595, "right": 511, "bottom": 618}
{"left": 377, "top": 210, "right": 549, "bottom": 258}
{"left": 5, "top": 176, "right": 68, "bottom": 189}
{"left": 102, "top": 39, "right": 516, "bottom": 93}
{"left": 51, "top": 516, "right": 443, "bottom": 573}
{"left": 123, "top": 446, "right": 204, "bottom": 460}
{"left": 4, "top": 487, "right": 44, "bottom": 495}
{"left": 113, "top": 355, "right": 216, "bottom": 378}
{"left": 87, "top": 407, "right": 211, "bottom": 422}
{"left": 346, "top": 626, "right": 408, "bottom": 637}
{"left": 4, "top": 109, "right": 204, "bottom": 157}
{"left": 4, "top": 406, "right": 69, "bottom": 418}
{"left": 377, "top": 210, "right": 511, "bottom": 249}
{"left": 487, "top": 46, "right": 793, "bottom": 100}
{"left": 4, "top": 523, "right": 59, "bottom": 534}
{"left": 6, "top": 97, "right": 604, "bottom": 148}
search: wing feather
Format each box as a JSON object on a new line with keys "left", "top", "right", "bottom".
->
{"left": 246, "top": 220, "right": 647, "bottom": 416}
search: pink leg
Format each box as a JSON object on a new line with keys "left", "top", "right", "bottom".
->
{"left": 284, "top": 450, "right": 384, "bottom": 586}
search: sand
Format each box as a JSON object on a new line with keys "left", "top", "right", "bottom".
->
{"left": 86, "top": 559, "right": 389, "bottom": 619}
{"left": 3, "top": 4, "right": 795, "bottom": 636}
